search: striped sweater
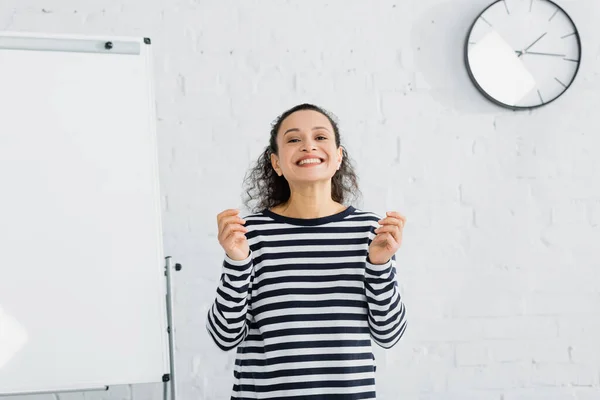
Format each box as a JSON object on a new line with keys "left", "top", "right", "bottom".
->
{"left": 206, "top": 205, "right": 407, "bottom": 399}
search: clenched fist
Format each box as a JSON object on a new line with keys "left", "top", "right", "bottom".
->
{"left": 368, "top": 211, "right": 406, "bottom": 265}
{"left": 217, "top": 209, "right": 250, "bottom": 261}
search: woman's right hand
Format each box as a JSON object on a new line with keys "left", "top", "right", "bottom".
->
{"left": 217, "top": 209, "right": 250, "bottom": 261}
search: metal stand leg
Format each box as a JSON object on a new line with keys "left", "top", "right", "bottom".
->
{"left": 163, "top": 256, "right": 180, "bottom": 400}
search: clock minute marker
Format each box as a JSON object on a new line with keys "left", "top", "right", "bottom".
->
{"left": 549, "top": 8, "right": 559, "bottom": 21}
{"left": 537, "top": 90, "right": 544, "bottom": 104}
{"left": 530, "top": 0, "right": 533, "bottom": 12}
{"left": 561, "top": 32, "right": 576, "bottom": 39}
{"left": 503, "top": 0, "right": 510, "bottom": 14}
{"left": 480, "top": 16, "right": 492, "bottom": 27}
{"left": 563, "top": 58, "right": 579, "bottom": 62}
{"left": 554, "top": 77, "right": 567, "bottom": 88}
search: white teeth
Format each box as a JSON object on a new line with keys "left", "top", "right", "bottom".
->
{"left": 298, "top": 158, "right": 322, "bottom": 165}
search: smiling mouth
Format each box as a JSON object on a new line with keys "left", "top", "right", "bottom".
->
{"left": 297, "top": 158, "right": 324, "bottom": 166}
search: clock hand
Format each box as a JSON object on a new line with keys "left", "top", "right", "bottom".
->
{"left": 523, "top": 32, "right": 547, "bottom": 52}
{"left": 525, "top": 51, "right": 566, "bottom": 57}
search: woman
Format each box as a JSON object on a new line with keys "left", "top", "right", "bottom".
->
{"left": 207, "top": 103, "right": 408, "bottom": 399}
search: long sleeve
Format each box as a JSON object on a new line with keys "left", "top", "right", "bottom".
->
{"left": 364, "top": 254, "right": 407, "bottom": 348}
{"left": 206, "top": 251, "right": 254, "bottom": 351}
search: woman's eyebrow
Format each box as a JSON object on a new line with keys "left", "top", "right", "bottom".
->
{"left": 284, "top": 126, "right": 330, "bottom": 136}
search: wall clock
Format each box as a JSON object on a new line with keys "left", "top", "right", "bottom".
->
{"left": 465, "top": 0, "right": 581, "bottom": 110}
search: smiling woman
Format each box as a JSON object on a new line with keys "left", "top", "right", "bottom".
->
{"left": 242, "top": 103, "right": 361, "bottom": 218}
{"left": 206, "top": 103, "right": 408, "bottom": 399}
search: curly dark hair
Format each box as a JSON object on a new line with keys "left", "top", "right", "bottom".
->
{"left": 242, "top": 103, "right": 362, "bottom": 214}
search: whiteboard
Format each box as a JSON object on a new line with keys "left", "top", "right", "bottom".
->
{"left": 0, "top": 32, "right": 169, "bottom": 395}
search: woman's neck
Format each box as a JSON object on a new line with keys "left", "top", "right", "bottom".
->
{"left": 271, "top": 199, "right": 346, "bottom": 219}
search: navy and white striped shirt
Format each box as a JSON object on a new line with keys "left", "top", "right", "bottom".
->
{"left": 206, "top": 205, "right": 407, "bottom": 399}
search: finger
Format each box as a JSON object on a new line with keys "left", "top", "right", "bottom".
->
{"left": 385, "top": 211, "right": 406, "bottom": 221}
{"left": 231, "top": 232, "right": 247, "bottom": 241}
{"left": 378, "top": 216, "right": 404, "bottom": 228}
{"left": 220, "top": 215, "right": 246, "bottom": 229}
{"left": 217, "top": 209, "right": 239, "bottom": 235}
{"left": 389, "top": 225, "right": 402, "bottom": 243}
{"left": 374, "top": 225, "right": 400, "bottom": 235}
{"left": 377, "top": 217, "right": 403, "bottom": 226}
{"left": 220, "top": 215, "right": 246, "bottom": 233}
{"left": 373, "top": 232, "right": 394, "bottom": 246}
{"left": 223, "top": 221, "right": 248, "bottom": 235}
{"left": 217, "top": 209, "right": 240, "bottom": 225}
{"left": 218, "top": 214, "right": 245, "bottom": 236}
{"left": 374, "top": 226, "right": 401, "bottom": 243}
{"left": 220, "top": 223, "right": 248, "bottom": 243}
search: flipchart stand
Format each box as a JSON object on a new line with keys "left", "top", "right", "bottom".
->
{"left": 163, "top": 256, "right": 181, "bottom": 400}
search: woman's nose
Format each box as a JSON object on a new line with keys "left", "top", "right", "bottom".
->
{"left": 301, "top": 140, "right": 317, "bottom": 151}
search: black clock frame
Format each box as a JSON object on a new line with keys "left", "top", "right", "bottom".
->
{"left": 464, "top": 0, "right": 582, "bottom": 110}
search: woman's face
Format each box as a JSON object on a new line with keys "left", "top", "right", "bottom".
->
{"left": 271, "top": 109, "right": 343, "bottom": 183}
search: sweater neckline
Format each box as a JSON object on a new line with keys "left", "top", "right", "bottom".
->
{"left": 262, "top": 205, "right": 355, "bottom": 226}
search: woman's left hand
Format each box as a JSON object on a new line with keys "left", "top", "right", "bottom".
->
{"left": 368, "top": 211, "right": 406, "bottom": 265}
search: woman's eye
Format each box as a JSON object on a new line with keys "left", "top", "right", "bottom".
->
{"left": 288, "top": 136, "right": 327, "bottom": 143}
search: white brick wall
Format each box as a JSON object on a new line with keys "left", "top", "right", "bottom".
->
{"left": 2, "top": 0, "right": 600, "bottom": 399}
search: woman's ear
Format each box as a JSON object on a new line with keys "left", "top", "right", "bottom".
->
{"left": 270, "top": 153, "right": 282, "bottom": 176}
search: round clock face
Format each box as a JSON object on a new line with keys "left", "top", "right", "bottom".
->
{"left": 465, "top": 0, "right": 581, "bottom": 109}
